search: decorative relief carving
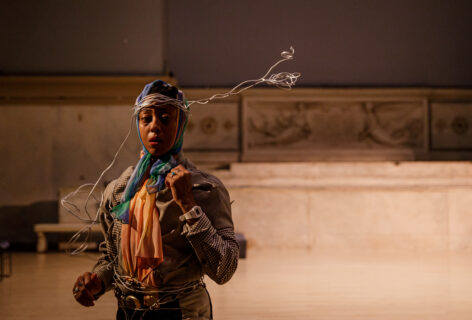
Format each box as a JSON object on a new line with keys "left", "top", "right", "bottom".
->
{"left": 200, "top": 116, "right": 218, "bottom": 135}
{"left": 248, "top": 102, "right": 312, "bottom": 147}
{"left": 223, "top": 120, "right": 235, "bottom": 131}
{"left": 186, "top": 121, "right": 195, "bottom": 132}
{"left": 358, "top": 102, "right": 424, "bottom": 148}
{"left": 184, "top": 103, "right": 239, "bottom": 150}
{"left": 431, "top": 103, "right": 472, "bottom": 149}
{"left": 451, "top": 116, "right": 469, "bottom": 135}
{"left": 246, "top": 101, "right": 424, "bottom": 150}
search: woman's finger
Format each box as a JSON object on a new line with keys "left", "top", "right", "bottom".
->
{"left": 165, "top": 172, "right": 174, "bottom": 188}
{"left": 83, "top": 272, "right": 91, "bottom": 287}
{"left": 174, "top": 165, "right": 188, "bottom": 174}
{"left": 76, "top": 292, "right": 95, "bottom": 307}
{"left": 73, "top": 275, "right": 84, "bottom": 294}
{"left": 73, "top": 285, "right": 95, "bottom": 306}
{"left": 90, "top": 273, "right": 103, "bottom": 293}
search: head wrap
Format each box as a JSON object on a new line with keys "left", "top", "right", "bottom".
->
{"left": 112, "top": 80, "right": 188, "bottom": 223}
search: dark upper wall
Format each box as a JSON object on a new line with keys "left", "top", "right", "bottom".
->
{"left": 1, "top": 0, "right": 471, "bottom": 86}
{"left": 0, "top": 0, "right": 166, "bottom": 75}
{"left": 168, "top": 0, "right": 472, "bottom": 87}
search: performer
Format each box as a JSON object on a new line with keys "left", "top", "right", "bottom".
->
{"left": 72, "top": 80, "right": 239, "bottom": 319}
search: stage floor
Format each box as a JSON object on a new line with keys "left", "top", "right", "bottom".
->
{"left": 1, "top": 249, "right": 472, "bottom": 319}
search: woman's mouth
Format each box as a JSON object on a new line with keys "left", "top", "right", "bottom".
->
{"left": 149, "top": 136, "right": 163, "bottom": 146}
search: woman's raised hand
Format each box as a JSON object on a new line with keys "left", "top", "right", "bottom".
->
{"left": 165, "top": 165, "right": 197, "bottom": 213}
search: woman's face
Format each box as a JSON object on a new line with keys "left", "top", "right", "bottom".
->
{"left": 138, "top": 105, "right": 179, "bottom": 157}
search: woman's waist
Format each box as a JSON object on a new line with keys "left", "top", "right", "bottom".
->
{"left": 115, "top": 274, "right": 203, "bottom": 294}
{"left": 115, "top": 258, "right": 203, "bottom": 288}
{"left": 117, "top": 248, "right": 202, "bottom": 283}
{"left": 113, "top": 276, "right": 204, "bottom": 310}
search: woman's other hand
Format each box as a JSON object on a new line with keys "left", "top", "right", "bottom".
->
{"left": 166, "top": 164, "right": 197, "bottom": 213}
{"left": 72, "top": 272, "right": 102, "bottom": 307}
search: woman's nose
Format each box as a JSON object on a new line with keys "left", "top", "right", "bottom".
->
{"left": 150, "top": 117, "right": 161, "bottom": 133}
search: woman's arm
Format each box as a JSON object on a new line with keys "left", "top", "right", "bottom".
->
{"left": 73, "top": 180, "right": 118, "bottom": 306}
{"left": 183, "top": 213, "right": 239, "bottom": 284}
{"left": 90, "top": 167, "right": 132, "bottom": 294}
{"left": 165, "top": 165, "right": 239, "bottom": 284}
{"left": 90, "top": 203, "right": 117, "bottom": 295}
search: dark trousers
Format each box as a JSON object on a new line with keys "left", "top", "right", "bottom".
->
{"left": 116, "top": 300, "right": 182, "bottom": 320}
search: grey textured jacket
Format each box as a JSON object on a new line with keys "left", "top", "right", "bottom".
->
{"left": 92, "top": 155, "right": 239, "bottom": 295}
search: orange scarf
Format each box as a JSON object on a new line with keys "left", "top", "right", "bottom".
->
{"left": 121, "top": 179, "right": 164, "bottom": 286}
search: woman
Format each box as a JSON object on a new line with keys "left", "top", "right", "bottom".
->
{"left": 72, "top": 80, "right": 239, "bottom": 319}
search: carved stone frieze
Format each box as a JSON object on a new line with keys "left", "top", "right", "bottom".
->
{"left": 246, "top": 100, "right": 424, "bottom": 151}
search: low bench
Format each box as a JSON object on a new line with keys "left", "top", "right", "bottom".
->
{"left": 33, "top": 223, "right": 102, "bottom": 253}
{"left": 0, "top": 241, "right": 12, "bottom": 280}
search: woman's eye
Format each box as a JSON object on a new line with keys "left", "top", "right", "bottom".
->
{"left": 141, "top": 115, "right": 152, "bottom": 123}
{"left": 159, "top": 113, "right": 170, "bottom": 123}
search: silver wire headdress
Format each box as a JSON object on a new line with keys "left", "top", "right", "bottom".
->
{"left": 63, "top": 46, "right": 301, "bottom": 255}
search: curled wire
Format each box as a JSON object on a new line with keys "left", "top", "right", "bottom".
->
{"left": 131, "top": 46, "right": 301, "bottom": 113}
{"left": 187, "top": 46, "right": 300, "bottom": 106}
{"left": 62, "top": 47, "right": 300, "bottom": 255}
{"left": 133, "top": 94, "right": 189, "bottom": 116}
{"left": 61, "top": 183, "right": 101, "bottom": 223}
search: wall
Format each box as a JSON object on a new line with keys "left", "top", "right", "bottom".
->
{"left": 1, "top": 82, "right": 472, "bottom": 209}
{"left": 158, "top": 0, "right": 472, "bottom": 86}
{"left": 0, "top": 0, "right": 166, "bottom": 75}
{"left": 1, "top": 0, "right": 472, "bottom": 249}
{"left": 1, "top": 1, "right": 471, "bottom": 87}
{"left": 1, "top": 82, "right": 472, "bottom": 250}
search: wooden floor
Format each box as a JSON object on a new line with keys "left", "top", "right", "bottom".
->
{"left": 1, "top": 249, "right": 472, "bottom": 319}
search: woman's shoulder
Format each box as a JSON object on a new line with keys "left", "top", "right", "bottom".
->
{"left": 185, "top": 163, "right": 230, "bottom": 204}
{"left": 185, "top": 163, "right": 233, "bottom": 228}
{"left": 183, "top": 159, "right": 227, "bottom": 191}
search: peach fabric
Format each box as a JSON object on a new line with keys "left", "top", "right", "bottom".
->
{"left": 121, "top": 179, "right": 163, "bottom": 286}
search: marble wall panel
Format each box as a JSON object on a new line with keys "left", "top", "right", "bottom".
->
{"left": 0, "top": 105, "right": 56, "bottom": 205}
{"left": 184, "top": 103, "right": 239, "bottom": 150}
{"left": 308, "top": 190, "right": 449, "bottom": 252}
{"left": 245, "top": 100, "right": 425, "bottom": 153}
{"left": 447, "top": 188, "right": 472, "bottom": 251}
{"left": 0, "top": 104, "right": 140, "bottom": 206}
{"left": 228, "top": 188, "right": 311, "bottom": 249}
{"left": 53, "top": 105, "right": 141, "bottom": 189}
{"left": 431, "top": 103, "right": 472, "bottom": 149}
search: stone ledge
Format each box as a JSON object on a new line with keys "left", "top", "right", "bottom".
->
{"left": 214, "top": 161, "right": 472, "bottom": 188}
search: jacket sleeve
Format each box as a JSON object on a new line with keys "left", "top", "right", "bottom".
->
{"left": 181, "top": 178, "right": 239, "bottom": 285}
{"left": 91, "top": 180, "right": 119, "bottom": 297}
{"left": 91, "top": 166, "right": 133, "bottom": 297}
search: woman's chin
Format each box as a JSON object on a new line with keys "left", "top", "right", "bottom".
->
{"left": 146, "top": 146, "right": 170, "bottom": 158}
